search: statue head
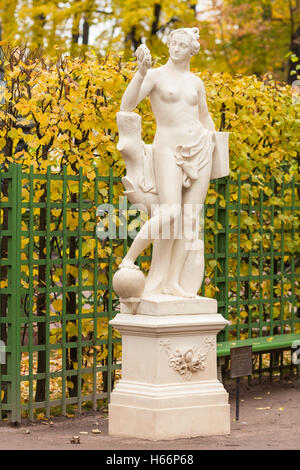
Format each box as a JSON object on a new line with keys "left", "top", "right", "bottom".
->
{"left": 167, "top": 27, "right": 200, "bottom": 60}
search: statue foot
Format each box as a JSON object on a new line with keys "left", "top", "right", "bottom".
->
{"left": 119, "top": 259, "right": 139, "bottom": 270}
{"left": 162, "top": 283, "right": 197, "bottom": 298}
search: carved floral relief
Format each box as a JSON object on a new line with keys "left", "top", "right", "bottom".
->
{"left": 159, "top": 336, "right": 215, "bottom": 380}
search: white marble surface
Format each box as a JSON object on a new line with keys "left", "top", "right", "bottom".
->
{"left": 109, "top": 27, "right": 231, "bottom": 440}
{"left": 120, "top": 294, "right": 217, "bottom": 315}
{"left": 113, "top": 27, "right": 230, "bottom": 301}
{"left": 109, "top": 309, "right": 230, "bottom": 439}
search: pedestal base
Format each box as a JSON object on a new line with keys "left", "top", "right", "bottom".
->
{"left": 109, "top": 299, "right": 230, "bottom": 440}
{"left": 109, "top": 380, "right": 230, "bottom": 440}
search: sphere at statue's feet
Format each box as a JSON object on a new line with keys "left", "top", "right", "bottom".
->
{"left": 113, "top": 267, "right": 145, "bottom": 299}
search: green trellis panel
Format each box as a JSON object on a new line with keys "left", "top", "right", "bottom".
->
{"left": 0, "top": 164, "right": 22, "bottom": 422}
{"left": 0, "top": 162, "right": 299, "bottom": 423}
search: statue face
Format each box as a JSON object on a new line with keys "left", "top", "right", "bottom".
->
{"left": 168, "top": 32, "right": 192, "bottom": 62}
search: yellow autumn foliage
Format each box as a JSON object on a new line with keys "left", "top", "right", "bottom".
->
{"left": 0, "top": 48, "right": 298, "bottom": 409}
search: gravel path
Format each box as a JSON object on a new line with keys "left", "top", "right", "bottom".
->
{"left": 0, "top": 377, "right": 299, "bottom": 450}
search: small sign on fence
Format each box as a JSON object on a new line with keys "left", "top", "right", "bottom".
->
{"left": 230, "top": 345, "right": 252, "bottom": 379}
{"left": 230, "top": 345, "right": 252, "bottom": 421}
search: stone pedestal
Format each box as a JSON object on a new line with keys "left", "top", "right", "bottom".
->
{"left": 108, "top": 296, "right": 230, "bottom": 440}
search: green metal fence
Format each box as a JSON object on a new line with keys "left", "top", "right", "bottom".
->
{"left": 0, "top": 163, "right": 299, "bottom": 422}
{"left": 214, "top": 175, "right": 299, "bottom": 340}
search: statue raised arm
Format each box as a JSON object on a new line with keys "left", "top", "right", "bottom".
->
{"left": 113, "top": 28, "right": 229, "bottom": 311}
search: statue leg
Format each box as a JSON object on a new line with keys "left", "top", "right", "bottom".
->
{"left": 143, "top": 239, "right": 174, "bottom": 295}
{"left": 163, "top": 158, "right": 212, "bottom": 296}
{"left": 121, "top": 149, "right": 182, "bottom": 272}
{"left": 120, "top": 206, "right": 179, "bottom": 268}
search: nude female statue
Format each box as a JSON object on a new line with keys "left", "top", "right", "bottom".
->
{"left": 113, "top": 27, "right": 229, "bottom": 301}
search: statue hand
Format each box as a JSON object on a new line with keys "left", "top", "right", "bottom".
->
{"left": 135, "top": 44, "right": 152, "bottom": 77}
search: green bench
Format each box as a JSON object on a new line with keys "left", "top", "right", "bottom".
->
{"left": 217, "top": 333, "right": 300, "bottom": 380}
{"left": 217, "top": 333, "right": 300, "bottom": 357}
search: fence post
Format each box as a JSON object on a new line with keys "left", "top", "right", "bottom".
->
{"left": 5, "top": 163, "right": 22, "bottom": 422}
{"left": 216, "top": 176, "right": 230, "bottom": 343}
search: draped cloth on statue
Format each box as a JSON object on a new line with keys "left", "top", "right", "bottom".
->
{"left": 174, "top": 128, "right": 214, "bottom": 188}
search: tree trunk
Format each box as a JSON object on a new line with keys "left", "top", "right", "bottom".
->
{"left": 35, "top": 187, "right": 47, "bottom": 402}
{"left": 71, "top": 12, "right": 81, "bottom": 56}
{"left": 151, "top": 4, "right": 161, "bottom": 35}
{"left": 288, "top": 25, "right": 300, "bottom": 84}
{"left": 32, "top": 0, "right": 46, "bottom": 48}
{"left": 66, "top": 192, "right": 79, "bottom": 397}
{"left": 82, "top": 16, "right": 89, "bottom": 45}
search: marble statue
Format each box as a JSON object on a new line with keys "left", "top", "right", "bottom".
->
{"left": 113, "top": 27, "right": 229, "bottom": 307}
{"left": 109, "top": 28, "right": 231, "bottom": 439}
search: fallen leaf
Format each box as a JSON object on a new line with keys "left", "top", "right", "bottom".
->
{"left": 92, "top": 428, "right": 101, "bottom": 434}
{"left": 79, "top": 431, "right": 88, "bottom": 435}
{"left": 256, "top": 407, "right": 271, "bottom": 410}
{"left": 254, "top": 397, "right": 262, "bottom": 400}
{"left": 278, "top": 407, "right": 285, "bottom": 411}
